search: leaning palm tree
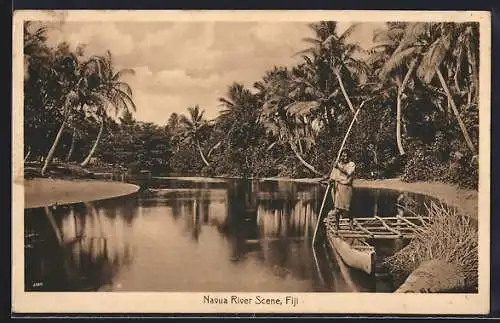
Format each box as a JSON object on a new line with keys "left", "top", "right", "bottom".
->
{"left": 379, "top": 22, "right": 477, "bottom": 154}
{"left": 40, "top": 49, "right": 82, "bottom": 176}
{"left": 256, "top": 67, "right": 323, "bottom": 175}
{"left": 178, "top": 105, "right": 211, "bottom": 166}
{"left": 370, "top": 22, "right": 415, "bottom": 155}
{"left": 65, "top": 110, "right": 87, "bottom": 162}
{"left": 79, "top": 51, "right": 136, "bottom": 167}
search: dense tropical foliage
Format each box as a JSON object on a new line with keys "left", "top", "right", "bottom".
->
{"left": 24, "top": 21, "right": 480, "bottom": 189}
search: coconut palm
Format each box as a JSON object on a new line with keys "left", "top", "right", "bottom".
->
{"left": 256, "top": 67, "right": 323, "bottom": 175}
{"left": 298, "top": 21, "right": 369, "bottom": 115}
{"left": 79, "top": 51, "right": 136, "bottom": 167}
{"left": 369, "top": 22, "right": 415, "bottom": 155}
{"left": 40, "top": 45, "right": 82, "bottom": 176}
{"left": 24, "top": 23, "right": 66, "bottom": 163}
{"left": 379, "top": 22, "right": 477, "bottom": 154}
{"left": 178, "top": 105, "right": 211, "bottom": 166}
{"left": 65, "top": 110, "right": 87, "bottom": 162}
{"left": 217, "top": 82, "right": 260, "bottom": 144}
{"left": 167, "top": 113, "right": 180, "bottom": 133}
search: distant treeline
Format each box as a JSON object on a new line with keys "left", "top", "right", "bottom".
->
{"left": 24, "top": 21, "right": 479, "bottom": 189}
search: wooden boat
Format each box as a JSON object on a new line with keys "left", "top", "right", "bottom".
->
{"left": 323, "top": 215, "right": 430, "bottom": 275}
{"left": 326, "top": 233, "right": 375, "bottom": 275}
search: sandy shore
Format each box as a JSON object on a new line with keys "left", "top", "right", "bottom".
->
{"left": 23, "top": 178, "right": 140, "bottom": 209}
{"left": 22, "top": 176, "right": 478, "bottom": 218}
{"left": 353, "top": 178, "right": 478, "bottom": 219}
{"left": 260, "top": 176, "right": 477, "bottom": 218}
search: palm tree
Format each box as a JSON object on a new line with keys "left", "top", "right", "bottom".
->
{"left": 370, "top": 22, "right": 415, "bottom": 155}
{"left": 40, "top": 47, "right": 82, "bottom": 176}
{"left": 380, "top": 22, "right": 477, "bottom": 154}
{"left": 217, "top": 83, "right": 260, "bottom": 143}
{"left": 23, "top": 22, "right": 49, "bottom": 80}
{"left": 167, "top": 113, "right": 180, "bottom": 132}
{"left": 178, "top": 105, "right": 211, "bottom": 166}
{"left": 216, "top": 83, "right": 264, "bottom": 175}
{"left": 298, "top": 21, "right": 369, "bottom": 115}
{"left": 65, "top": 110, "right": 86, "bottom": 162}
{"left": 79, "top": 51, "right": 136, "bottom": 167}
{"left": 256, "top": 67, "right": 323, "bottom": 175}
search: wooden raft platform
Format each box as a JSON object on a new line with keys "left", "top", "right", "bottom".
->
{"left": 323, "top": 215, "right": 431, "bottom": 240}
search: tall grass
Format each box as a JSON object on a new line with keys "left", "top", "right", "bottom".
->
{"left": 384, "top": 201, "right": 478, "bottom": 290}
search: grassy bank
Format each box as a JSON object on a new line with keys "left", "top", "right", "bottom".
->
{"left": 385, "top": 201, "right": 478, "bottom": 292}
{"left": 24, "top": 178, "right": 140, "bottom": 209}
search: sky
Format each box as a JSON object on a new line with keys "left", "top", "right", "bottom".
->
{"left": 42, "top": 20, "right": 385, "bottom": 125}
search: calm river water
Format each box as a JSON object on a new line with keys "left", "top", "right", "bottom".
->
{"left": 24, "top": 178, "right": 431, "bottom": 292}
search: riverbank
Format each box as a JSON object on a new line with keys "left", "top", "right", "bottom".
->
{"left": 353, "top": 178, "right": 478, "bottom": 219}
{"left": 23, "top": 178, "right": 140, "bottom": 209}
{"left": 261, "top": 176, "right": 477, "bottom": 218}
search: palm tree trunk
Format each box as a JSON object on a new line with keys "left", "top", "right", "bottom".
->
{"left": 454, "top": 47, "right": 463, "bottom": 92}
{"left": 334, "top": 69, "right": 356, "bottom": 114}
{"left": 324, "top": 105, "right": 333, "bottom": 128}
{"left": 81, "top": 118, "right": 105, "bottom": 167}
{"left": 297, "top": 130, "right": 304, "bottom": 154}
{"left": 436, "top": 68, "right": 476, "bottom": 154}
{"left": 466, "top": 44, "right": 479, "bottom": 102}
{"left": 41, "top": 114, "right": 69, "bottom": 176}
{"left": 289, "top": 142, "right": 322, "bottom": 176}
{"left": 65, "top": 127, "right": 77, "bottom": 162}
{"left": 196, "top": 140, "right": 210, "bottom": 166}
{"left": 395, "top": 59, "right": 417, "bottom": 156}
{"left": 24, "top": 147, "right": 31, "bottom": 162}
{"left": 395, "top": 95, "right": 405, "bottom": 155}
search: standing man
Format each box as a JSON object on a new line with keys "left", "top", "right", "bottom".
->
{"left": 326, "top": 149, "right": 356, "bottom": 231}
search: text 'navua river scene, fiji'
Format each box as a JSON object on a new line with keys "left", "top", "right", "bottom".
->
{"left": 19, "top": 12, "right": 487, "bottom": 300}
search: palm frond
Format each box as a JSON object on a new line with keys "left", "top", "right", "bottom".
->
{"left": 301, "top": 55, "right": 313, "bottom": 66}
{"left": 303, "top": 37, "right": 323, "bottom": 46}
{"left": 112, "top": 68, "right": 135, "bottom": 81}
{"left": 218, "top": 97, "right": 234, "bottom": 107}
{"left": 339, "top": 23, "right": 361, "bottom": 41}
{"left": 379, "top": 46, "right": 418, "bottom": 80}
{"left": 417, "top": 32, "right": 452, "bottom": 84}
{"left": 294, "top": 48, "right": 318, "bottom": 57}
{"left": 113, "top": 81, "right": 133, "bottom": 97}
{"left": 178, "top": 115, "right": 194, "bottom": 128}
{"left": 115, "top": 88, "right": 137, "bottom": 112}
{"left": 392, "top": 22, "right": 429, "bottom": 55}
{"left": 285, "top": 101, "right": 320, "bottom": 117}
{"left": 373, "top": 26, "right": 405, "bottom": 43}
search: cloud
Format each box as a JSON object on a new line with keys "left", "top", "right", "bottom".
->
{"left": 45, "top": 22, "right": 135, "bottom": 57}
{"left": 40, "top": 20, "right": 382, "bottom": 124}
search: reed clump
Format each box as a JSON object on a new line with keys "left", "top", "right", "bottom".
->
{"left": 384, "top": 201, "right": 478, "bottom": 291}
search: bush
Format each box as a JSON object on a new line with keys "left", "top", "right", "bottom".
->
{"left": 402, "top": 148, "right": 447, "bottom": 182}
{"left": 384, "top": 201, "right": 478, "bottom": 291}
{"left": 444, "top": 152, "right": 479, "bottom": 190}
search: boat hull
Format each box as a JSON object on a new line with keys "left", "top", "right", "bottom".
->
{"left": 327, "top": 235, "right": 375, "bottom": 275}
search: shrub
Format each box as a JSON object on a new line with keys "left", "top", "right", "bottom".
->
{"left": 384, "top": 201, "right": 478, "bottom": 291}
{"left": 401, "top": 144, "right": 448, "bottom": 183}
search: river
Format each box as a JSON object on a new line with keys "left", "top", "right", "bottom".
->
{"left": 24, "top": 178, "right": 431, "bottom": 292}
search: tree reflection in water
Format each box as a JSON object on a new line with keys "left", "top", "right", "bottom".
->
{"left": 25, "top": 196, "right": 139, "bottom": 291}
{"left": 25, "top": 179, "right": 430, "bottom": 292}
{"left": 148, "top": 179, "right": 323, "bottom": 279}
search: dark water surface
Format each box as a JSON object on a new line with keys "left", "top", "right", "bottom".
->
{"left": 24, "top": 178, "right": 432, "bottom": 292}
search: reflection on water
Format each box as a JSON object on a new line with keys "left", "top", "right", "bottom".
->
{"left": 24, "top": 178, "right": 429, "bottom": 292}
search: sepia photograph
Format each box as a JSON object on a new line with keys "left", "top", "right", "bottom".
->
{"left": 12, "top": 10, "right": 490, "bottom": 314}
